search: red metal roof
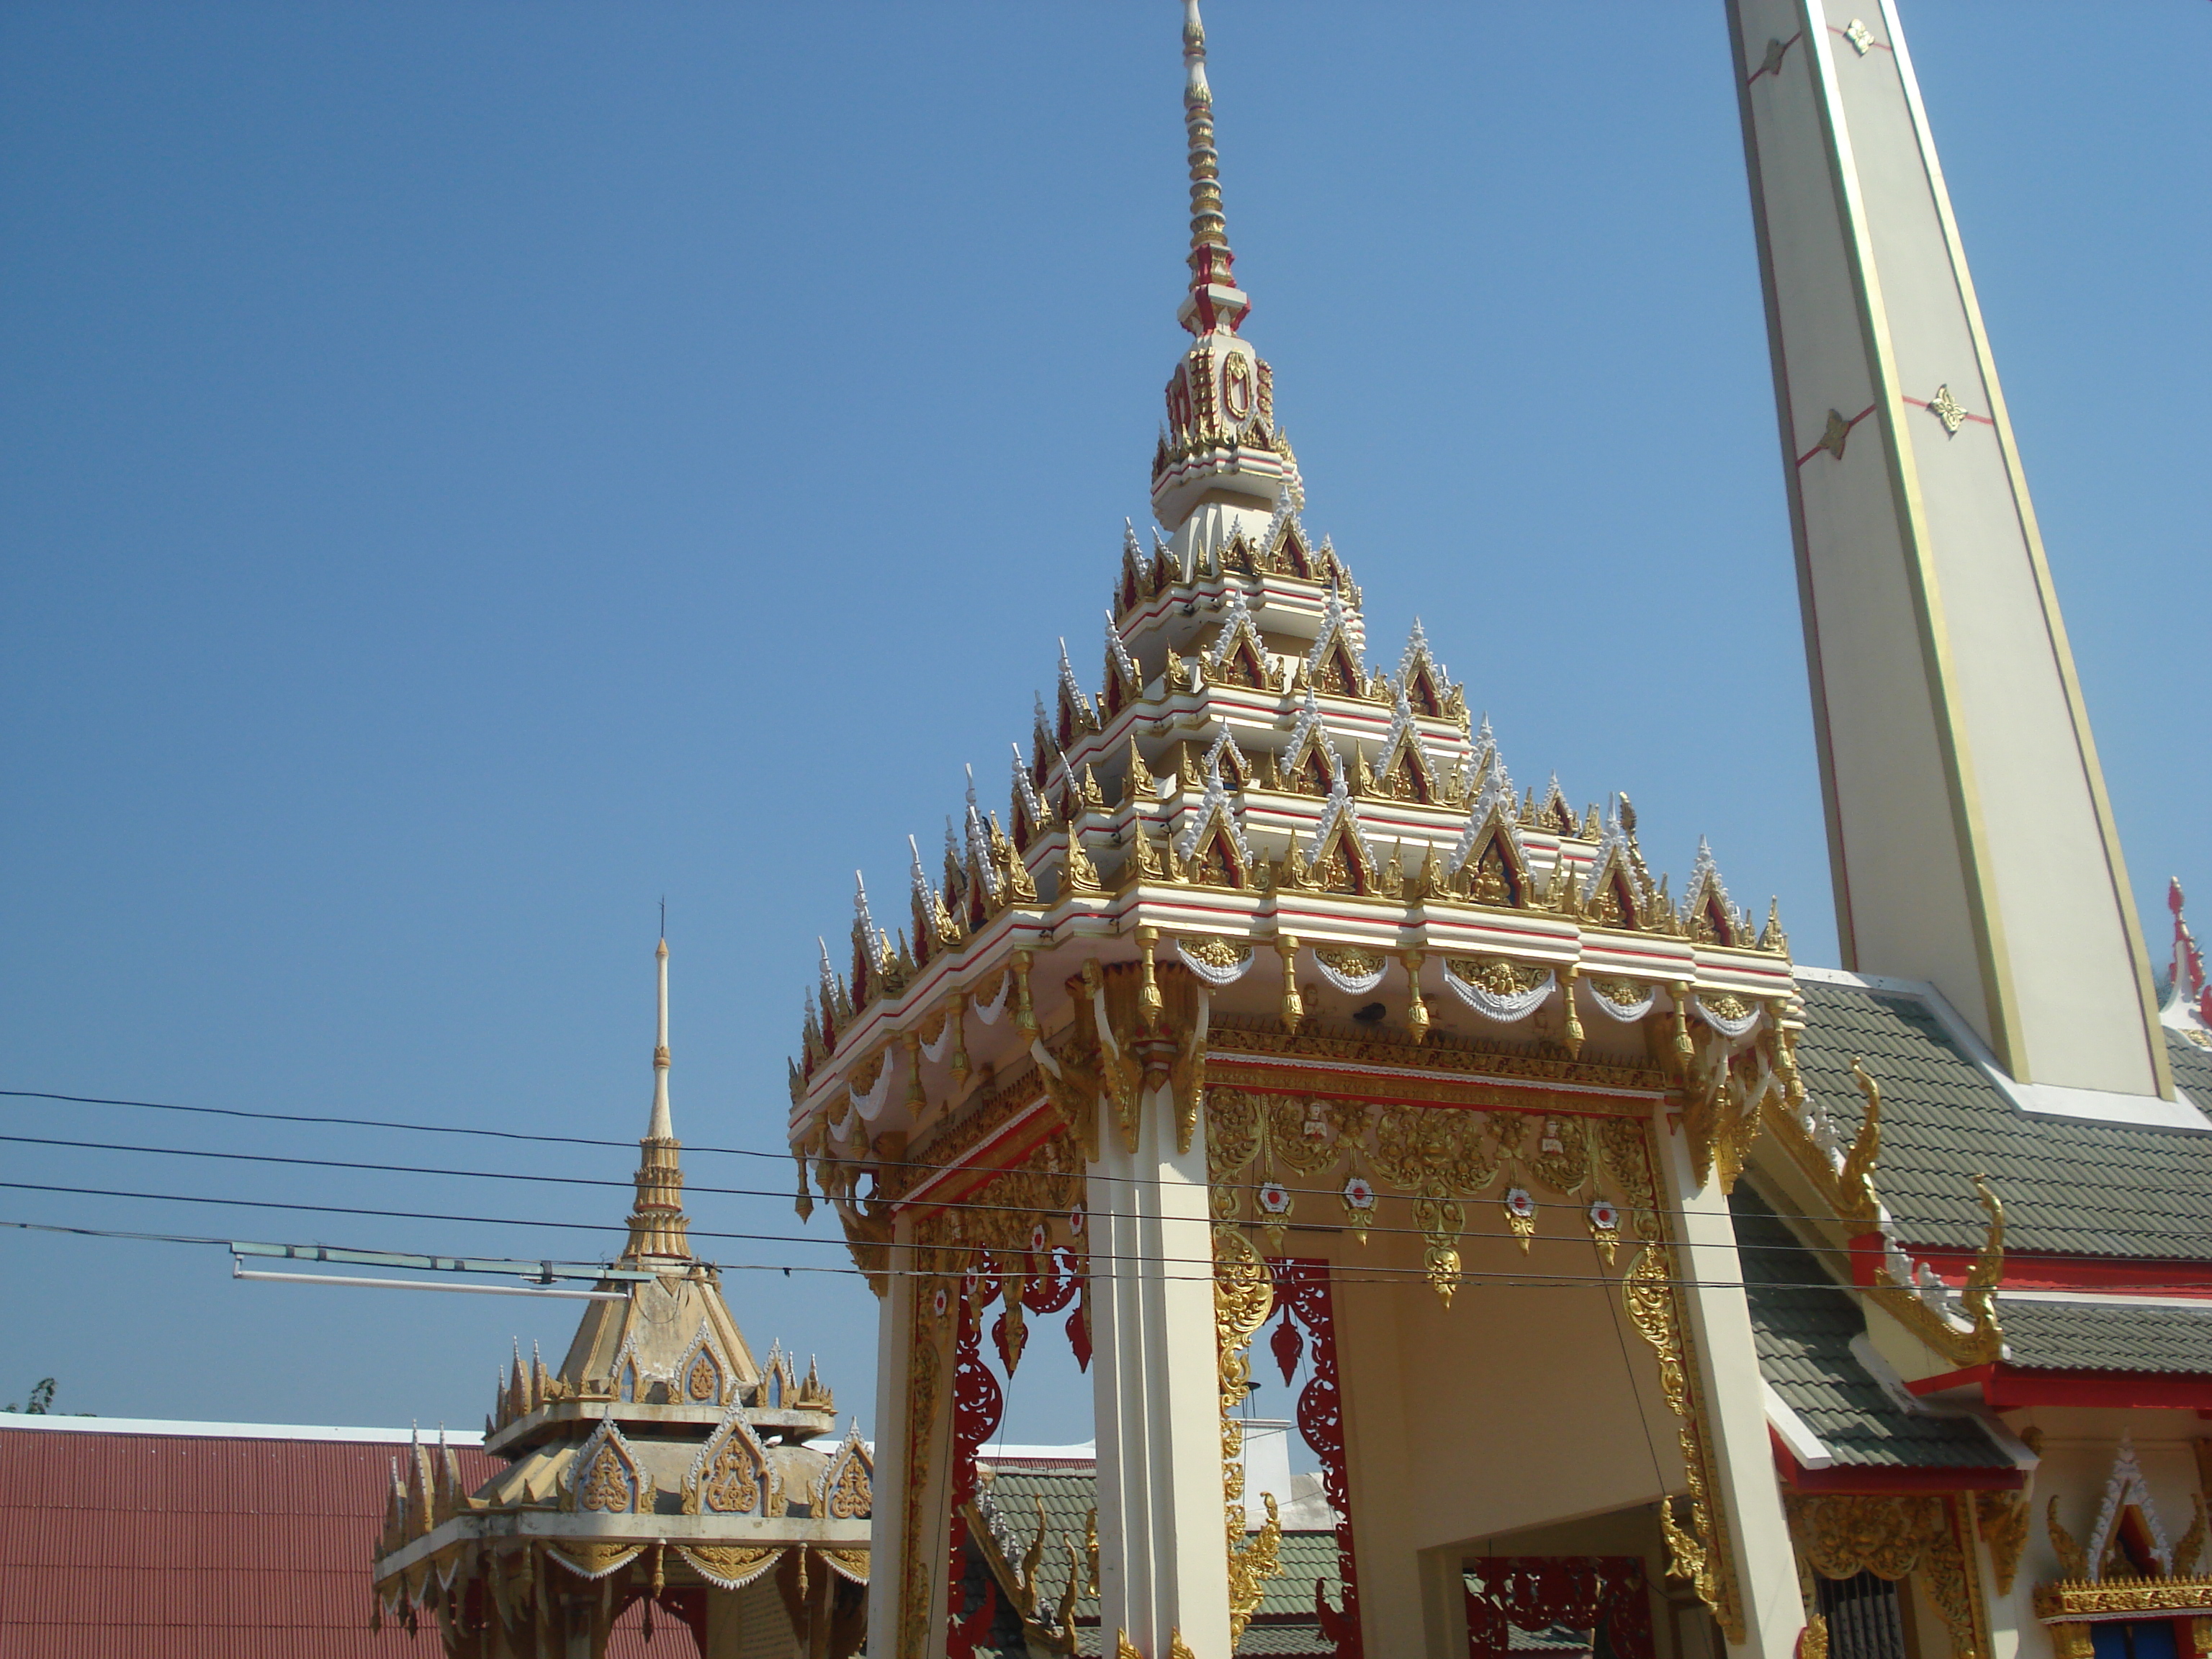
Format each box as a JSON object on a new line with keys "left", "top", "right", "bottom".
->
{"left": 2, "top": 1421, "right": 703, "bottom": 1655}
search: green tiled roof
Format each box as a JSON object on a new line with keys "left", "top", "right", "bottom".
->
{"left": 1792, "top": 981, "right": 2212, "bottom": 1261}
{"left": 1733, "top": 1183, "right": 2007, "bottom": 1470}
{"left": 1995, "top": 1298, "right": 2212, "bottom": 1375}
{"left": 967, "top": 1464, "right": 1341, "bottom": 1658}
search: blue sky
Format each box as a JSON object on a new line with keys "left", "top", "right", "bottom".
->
{"left": 1, "top": 3, "right": 2204, "bottom": 1444}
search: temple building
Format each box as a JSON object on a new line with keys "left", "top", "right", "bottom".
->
{"left": 783, "top": 6, "right": 2212, "bottom": 1659}
{"left": 374, "top": 939, "right": 873, "bottom": 1658}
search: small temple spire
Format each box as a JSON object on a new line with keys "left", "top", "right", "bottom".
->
{"left": 1153, "top": 0, "right": 1280, "bottom": 529}
{"left": 1178, "top": 0, "right": 1246, "bottom": 337}
{"left": 649, "top": 936, "right": 673, "bottom": 1140}
{"left": 626, "top": 932, "right": 689, "bottom": 1261}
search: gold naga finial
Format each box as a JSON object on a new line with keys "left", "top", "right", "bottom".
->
{"left": 1838, "top": 1057, "right": 1884, "bottom": 1225}
{"left": 1178, "top": 0, "right": 1246, "bottom": 336}
{"left": 1959, "top": 1173, "right": 2007, "bottom": 1357}
{"left": 2048, "top": 1496, "right": 2090, "bottom": 1582}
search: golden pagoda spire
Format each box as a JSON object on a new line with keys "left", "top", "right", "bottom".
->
{"left": 625, "top": 934, "right": 690, "bottom": 1261}
{"left": 1178, "top": 0, "right": 1248, "bottom": 337}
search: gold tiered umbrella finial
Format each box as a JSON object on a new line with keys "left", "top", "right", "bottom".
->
{"left": 1178, "top": 0, "right": 1247, "bottom": 337}
{"left": 626, "top": 932, "right": 689, "bottom": 1261}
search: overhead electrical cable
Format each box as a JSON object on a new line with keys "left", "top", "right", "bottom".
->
{"left": 2, "top": 1213, "right": 2077, "bottom": 1298}
{"left": 12, "top": 1087, "right": 2211, "bottom": 1251}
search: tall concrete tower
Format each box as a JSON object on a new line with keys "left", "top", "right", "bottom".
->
{"left": 1726, "top": 0, "right": 2171, "bottom": 1099}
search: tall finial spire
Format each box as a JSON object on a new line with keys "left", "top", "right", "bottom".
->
{"left": 1153, "top": 1, "right": 1282, "bottom": 529}
{"left": 1178, "top": 0, "right": 1247, "bottom": 337}
{"left": 626, "top": 931, "right": 689, "bottom": 1259}
{"left": 649, "top": 933, "right": 673, "bottom": 1140}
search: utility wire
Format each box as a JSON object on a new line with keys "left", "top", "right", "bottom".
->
{"left": 13, "top": 1087, "right": 2212, "bottom": 1255}
{"left": 0, "top": 1213, "right": 2021, "bottom": 1297}
{"left": 12, "top": 1184, "right": 2212, "bottom": 1297}
{"left": 0, "top": 1129, "right": 1870, "bottom": 1255}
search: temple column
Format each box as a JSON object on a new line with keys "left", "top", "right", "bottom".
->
{"left": 1089, "top": 1076, "right": 1234, "bottom": 1659}
{"left": 864, "top": 1210, "right": 949, "bottom": 1659}
{"left": 1655, "top": 1109, "right": 1806, "bottom": 1659}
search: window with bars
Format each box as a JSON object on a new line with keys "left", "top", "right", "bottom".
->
{"left": 1816, "top": 1572, "right": 1908, "bottom": 1659}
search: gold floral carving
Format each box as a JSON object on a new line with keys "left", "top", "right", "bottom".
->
{"left": 1447, "top": 956, "right": 1547, "bottom": 996}
{"left": 1313, "top": 945, "right": 1385, "bottom": 979}
{"left": 898, "top": 1282, "right": 945, "bottom": 1659}
{"left": 826, "top": 1455, "right": 872, "bottom": 1521}
{"left": 2177, "top": 1495, "right": 2209, "bottom": 1579}
{"left": 1180, "top": 935, "right": 1249, "bottom": 971}
{"left": 1206, "top": 1087, "right": 1635, "bottom": 1308}
{"left": 548, "top": 1541, "right": 643, "bottom": 1580}
{"left": 679, "top": 1543, "right": 786, "bottom": 1591}
{"left": 579, "top": 1444, "right": 638, "bottom": 1514}
{"left": 1208, "top": 1012, "right": 1668, "bottom": 1095}
{"left": 1599, "top": 1114, "right": 1745, "bottom": 1645}
{"left": 1789, "top": 1493, "right": 1989, "bottom": 1659}
{"left": 698, "top": 1434, "right": 763, "bottom": 1514}
{"left": 1214, "top": 1220, "right": 1282, "bottom": 1645}
{"left": 2034, "top": 1580, "right": 2212, "bottom": 1620}
{"left": 1977, "top": 1490, "right": 2030, "bottom": 1596}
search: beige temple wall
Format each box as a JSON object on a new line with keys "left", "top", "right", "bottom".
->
{"left": 1301, "top": 1109, "right": 1804, "bottom": 1659}
{"left": 1303, "top": 1196, "right": 1691, "bottom": 1657}
{"left": 1996, "top": 1409, "right": 2210, "bottom": 1659}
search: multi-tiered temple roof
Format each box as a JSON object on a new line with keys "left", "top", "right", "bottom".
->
{"left": 788, "top": 1, "right": 1798, "bottom": 1285}
{"left": 377, "top": 942, "right": 871, "bottom": 1659}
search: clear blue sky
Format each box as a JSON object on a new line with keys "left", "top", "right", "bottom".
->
{"left": 2, "top": 4, "right": 2203, "bottom": 1444}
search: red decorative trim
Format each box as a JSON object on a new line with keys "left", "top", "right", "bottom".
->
{"left": 945, "top": 1289, "right": 1004, "bottom": 1659}
{"left": 897, "top": 1098, "right": 1056, "bottom": 1216}
{"left": 1770, "top": 1430, "right": 2021, "bottom": 1493}
{"left": 1900, "top": 1250, "right": 2212, "bottom": 1298}
{"left": 1272, "top": 1257, "right": 1362, "bottom": 1659}
{"left": 1465, "top": 1558, "right": 1653, "bottom": 1659}
{"left": 1848, "top": 1231, "right": 1887, "bottom": 1287}
{"left": 1909, "top": 1364, "right": 2212, "bottom": 1412}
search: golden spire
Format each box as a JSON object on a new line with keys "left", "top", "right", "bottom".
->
{"left": 625, "top": 934, "right": 690, "bottom": 1261}
{"left": 1178, "top": 0, "right": 1247, "bottom": 336}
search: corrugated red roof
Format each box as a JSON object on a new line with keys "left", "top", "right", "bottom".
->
{"left": 1, "top": 1421, "right": 703, "bottom": 1656}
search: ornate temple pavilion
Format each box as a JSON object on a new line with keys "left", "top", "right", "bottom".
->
{"left": 374, "top": 940, "right": 872, "bottom": 1659}
{"left": 782, "top": 6, "right": 2212, "bottom": 1659}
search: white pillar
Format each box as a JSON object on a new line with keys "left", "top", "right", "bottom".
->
{"left": 865, "top": 1216, "right": 922, "bottom": 1659}
{"left": 1089, "top": 1079, "right": 1235, "bottom": 1659}
{"left": 1656, "top": 1109, "right": 1806, "bottom": 1659}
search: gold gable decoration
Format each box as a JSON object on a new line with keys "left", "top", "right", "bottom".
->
{"left": 1788, "top": 1493, "right": 1990, "bottom": 1659}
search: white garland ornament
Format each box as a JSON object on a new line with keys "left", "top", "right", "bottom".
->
{"left": 971, "top": 970, "right": 1014, "bottom": 1025}
{"left": 1174, "top": 936, "right": 1256, "bottom": 987}
{"left": 1441, "top": 966, "right": 1557, "bottom": 1023}
{"left": 1310, "top": 949, "right": 1387, "bottom": 996}
{"left": 1694, "top": 996, "right": 1762, "bottom": 1040}
{"left": 848, "top": 1050, "right": 894, "bottom": 1120}
{"left": 1583, "top": 981, "right": 1657, "bottom": 1023}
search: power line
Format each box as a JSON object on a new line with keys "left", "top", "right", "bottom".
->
{"left": 12, "top": 1186, "right": 2212, "bottom": 1298}
{"left": 13, "top": 1086, "right": 2212, "bottom": 1256}
{"left": 0, "top": 1129, "right": 1864, "bottom": 1256}
{"left": 1, "top": 1213, "right": 2043, "bottom": 1298}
